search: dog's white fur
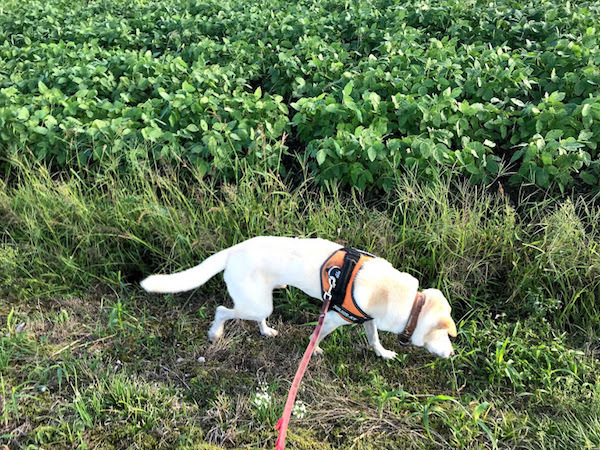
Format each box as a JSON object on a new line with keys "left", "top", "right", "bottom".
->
{"left": 141, "top": 236, "right": 457, "bottom": 359}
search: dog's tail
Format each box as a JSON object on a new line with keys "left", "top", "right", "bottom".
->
{"left": 140, "top": 248, "right": 231, "bottom": 294}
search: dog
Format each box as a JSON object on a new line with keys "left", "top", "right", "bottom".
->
{"left": 141, "top": 236, "right": 457, "bottom": 359}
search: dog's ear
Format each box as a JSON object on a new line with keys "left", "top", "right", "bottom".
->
{"left": 437, "top": 317, "right": 457, "bottom": 337}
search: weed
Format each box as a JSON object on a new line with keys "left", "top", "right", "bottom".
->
{"left": 251, "top": 381, "right": 283, "bottom": 426}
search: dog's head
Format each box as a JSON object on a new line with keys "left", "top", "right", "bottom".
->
{"left": 408, "top": 289, "right": 457, "bottom": 358}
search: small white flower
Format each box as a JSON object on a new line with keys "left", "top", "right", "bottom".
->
{"left": 292, "top": 400, "right": 307, "bottom": 419}
{"left": 252, "top": 391, "right": 271, "bottom": 408}
{"left": 197, "top": 356, "right": 206, "bottom": 363}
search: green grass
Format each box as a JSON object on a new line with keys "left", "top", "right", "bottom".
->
{"left": 1, "top": 152, "right": 599, "bottom": 329}
{"left": 1, "top": 153, "right": 599, "bottom": 448}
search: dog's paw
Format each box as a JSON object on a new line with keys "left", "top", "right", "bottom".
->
{"left": 207, "top": 327, "right": 223, "bottom": 342}
{"left": 376, "top": 349, "right": 398, "bottom": 360}
{"left": 313, "top": 345, "right": 324, "bottom": 356}
{"left": 260, "top": 326, "right": 279, "bottom": 338}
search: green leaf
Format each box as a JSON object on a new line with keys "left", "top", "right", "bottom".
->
{"left": 541, "top": 152, "right": 553, "bottom": 165}
{"left": 369, "top": 92, "right": 381, "bottom": 110}
{"left": 343, "top": 81, "right": 354, "bottom": 97}
{"left": 159, "top": 89, "right": 171, "bottom": 100}
{"left": 476, "top": 420, "right": 498, "bottom": 448}
{"left": 316, "top": 149, "right": 327, "bottom": 165}
{"left": 472, "top": 402, "right": 490, "bottom": 421}
{"left": 182, "top": 81, "right": 195, "bottom": 93}
{"left": 466, "top": 164, "right": 480, "bottom": 175}
{"left": 367, "top": 146, "right": 377, "bottom": 162}
{"left": 459, "top": 101, "right": 476, "bottom": 116}
{"left": 581, "top": 171, "right": 598, "bottom": 185}
{"left": 429, "top": 394, "right": 456, "bottom": 402}
{"left": 325, "top": 103, "right": 341, "bottom": 114}
{"left": 581, "top": 103, "right": 591, "bottom": 117}
{"left": 44, "top": 114, "right": 57, "bottom": 129}
{"left": 486, "top": 159, "right": 500, "bottom": 173}
{"left": 38, "top": 81, "right": 49, "bottom": 94}
{"left": 17, "top": 107, "right": 29, "bottom": 120}
{"left": 545, "top": 129, "right": 564, "bottom": 141}
{"left": 419, "top": 140, "right": 433, "bottom": 158}
{"left": 535, "top": 167, "right": 549, "bottom": 187}
{"left": 186, "top": 124, "right": 199, "bottom": 132}
{"left": 432, "top": 144, "right": 447, "bottom": 164}
{"left": 581, "top": 151, "right": 592, "bottom": 165}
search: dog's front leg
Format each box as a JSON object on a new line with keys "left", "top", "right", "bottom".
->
{"left": 363, "top": 320, "right": 397, "bottom": 360}
{"left": 311, "top": 311, "right": 348, "bottom": 355}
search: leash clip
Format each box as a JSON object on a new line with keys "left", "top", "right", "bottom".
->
{"left": 322, "top": 275, "right": 336, "bottom": 302}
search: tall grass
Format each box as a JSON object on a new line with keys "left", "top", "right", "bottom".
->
{"left": 2, "top": 152, "right": 600, "bottom": 448}
{"left": 1, "top": 153, "right": 599, "bottom": 331}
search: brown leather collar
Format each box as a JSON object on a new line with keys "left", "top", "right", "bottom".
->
{"left": 398, "top": 292, "right": 425, "bottom": 346}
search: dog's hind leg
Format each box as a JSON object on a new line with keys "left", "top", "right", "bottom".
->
{"left": 208, "top": 270, "right": 278, "bottom": 341}
{"left": 208, "top": 305, "right": 239, "bottom": 341}
{"left": 258, "top": 318, "right": 278, "bottom": 337}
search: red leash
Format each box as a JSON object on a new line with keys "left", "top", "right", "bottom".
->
{"left": 274, "top": 297, "right": 330, "bottom": 450}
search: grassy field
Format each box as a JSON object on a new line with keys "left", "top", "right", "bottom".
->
{"left": 2, "top": 0, "right": 600, "bottom": 448}
{"left": 1, "top": 156, "right": 599, "bottom": 448}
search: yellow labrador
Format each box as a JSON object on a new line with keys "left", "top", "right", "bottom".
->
{"left": 141, "top": 236, "right": 457, "bottom": 358}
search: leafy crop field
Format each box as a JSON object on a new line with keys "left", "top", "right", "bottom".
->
{"left": 2, "top": 0, "right": 600, "bottom": 191}
{"left": 1, "top": 0, "right": 600, "bottom": 449}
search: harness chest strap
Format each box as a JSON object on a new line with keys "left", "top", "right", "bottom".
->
{"left": 320, "top": 248, "right": 374, "bottom": 324}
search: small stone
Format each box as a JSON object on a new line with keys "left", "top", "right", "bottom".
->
{"left": 176, "top": 357, "right": 184, "bottom": 363}
{"left": 197, "top": 356, "right": 206, "bottom": 363}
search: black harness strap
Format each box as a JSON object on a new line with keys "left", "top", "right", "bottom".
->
{"left": 330, "top": 248, "right": 360, "bottom": 306}
{"left": 328, "top": 247, "right": 373, "bottom": 324}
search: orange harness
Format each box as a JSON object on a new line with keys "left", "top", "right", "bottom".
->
{"left": 320, "top": 248, "right": 374, "bottom": 323}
